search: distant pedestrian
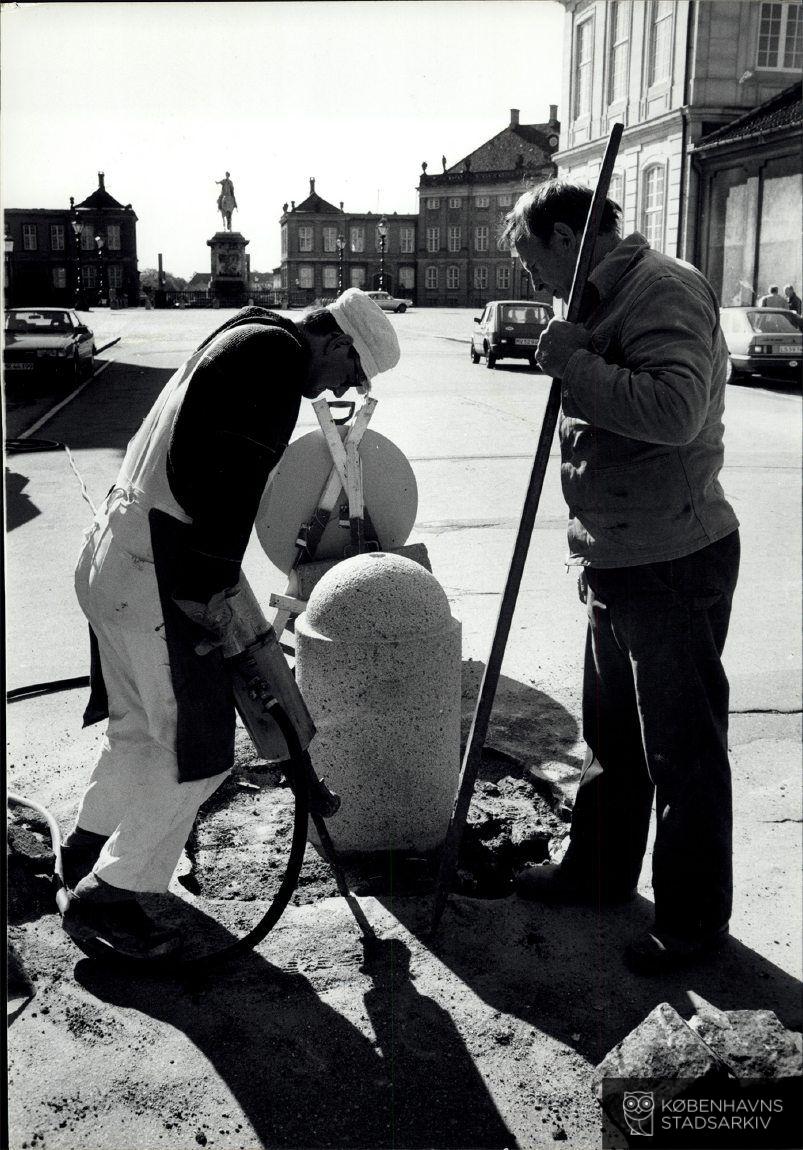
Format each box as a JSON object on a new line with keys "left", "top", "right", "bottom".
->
{"left": 783, "top": 284, "right": 801, "bottom": 314}
{"left": 758, "top": 285, "right": 786, "bottom": 308}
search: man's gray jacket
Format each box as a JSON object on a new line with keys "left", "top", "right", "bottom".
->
{"left": 559, "top": 232, "right": 739, "bottom": 568}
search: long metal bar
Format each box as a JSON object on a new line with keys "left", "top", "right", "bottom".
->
{"left": 429, "top": 123, "right": 624, "bottom": 936}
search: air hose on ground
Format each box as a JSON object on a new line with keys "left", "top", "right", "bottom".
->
{"left": 7, "top": 694, "right": 338, "bottom": 973}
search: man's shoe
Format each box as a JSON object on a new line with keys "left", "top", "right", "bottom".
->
{"left": 62, "top": 891, "right": 182, "bottom": 960}
{"left": 623, "top": 927, "right": 729, "bottom": 976}
{"left": 514, "top": 862, "right": 635, "bottom": 906}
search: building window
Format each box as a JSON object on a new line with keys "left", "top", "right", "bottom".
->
{"left": 323, "top": 227, "right": 337, "bottom": 253}
{"left": 425, "top": 266, "right": 438, "bottom": 289}
{"left": 426, "top": 227, "right": 440, "bottom": 252}
{"left": 641, "top": 165, "right": 665, "bottom": 251}
{"left": 609, "top": 172, "right": 624, "bottom": 211}
{"left": 52, "top": 266, "right": 67, "bottom": 289}
{"left": 81, "top": 225, "right": 94, "bottom": 251}
{"left": 350, "top": 266, "right": 366, "bottom": 288}
{"left": 496, "top": 265, "right": 511, "bottom": 290}
{"left": 448, "top": 226, "right": 461, "bottom": 252}
{"left": 757, "top": 2, "right": 803, "bottom": 69}
{"left": 299, "top": 226, "right": 313, "bottom": 252}
{"left": 398, "top": 267, "right": 415, "bottom": 289}
{"left": 82, "top": 264, "right": 97, "bottom": 288}
{"left": 350, "top": 226, "right": 365, "bottom": 253}
{"left": 106, "top": 224, "right": 121, "bottom": 251}
{"left": 298, "top": 265, "right": 314, "bottom": 288}
{"left": 400, "top": 226, "right": 415, "bottom": 253}
{"left": 474, "top": 266, "right": 488, "bottom": 290}
{"left": 281, "top": 225, "right": 288, "bottom": 256}
{"left": 446, "top": 265, "right": 460, "bottom": 289}
{"left": 608, "top": 0, "right": 630, "bottom": 103}
{"left": 22, "top": 223, "right": 37, "bottom": 251}
{"left": 108, "top": 264, "right": 123, "bottom": 289}
{"left": 448, "top": 197, "right": 461, "bottom": 208}
{"left": 475, "top": 196, "right": 490, "bottom": 208}
{"left": 574, "top": 15, "right": 594, "bottom": 119}
{"left": 497, "top": 194, "right": 513, "bottom": 208}
{"left": 475, "top": 226, "right": 489, "bottom": 252}
{"left": 323, "top": 265, "right": 338, "bottom": 289}
{"left": 648, "top": 0, "right": 674, "bottom": 86}
{"left": 426, "top": 198, "right": 440, "bottom": 210}
{"left": 50, "top": 224, "right": 65, "bottom": 251}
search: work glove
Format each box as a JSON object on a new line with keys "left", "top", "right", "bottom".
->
{"left": 173, "top": 587, "right": 240, "bottom": 656}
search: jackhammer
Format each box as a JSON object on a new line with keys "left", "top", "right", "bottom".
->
{"left": 8, "top": 574, "right": 367, "bottom": 972}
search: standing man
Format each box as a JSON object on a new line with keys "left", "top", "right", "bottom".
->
{"left": 503, "top": 182, "right": 740, "bottom": 975}
{"left": 783, "top": 284, "right": 802, "bottom": 314}
{"left": 758, "top": 284, "right": 787, "bottom": 308}
{"left": 62, "top": 290, "right": 400, "bottom": 957}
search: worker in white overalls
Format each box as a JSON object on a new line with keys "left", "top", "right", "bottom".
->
{"left": 62, "top": 292, "right": 400, "bottom": 958}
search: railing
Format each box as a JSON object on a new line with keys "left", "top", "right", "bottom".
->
{"left": 154, "top": 290, "right": 284, "bottom": 309}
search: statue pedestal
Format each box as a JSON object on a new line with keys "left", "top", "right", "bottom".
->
{"left": 207, "top": 231, "right": 249, "bottom": 304}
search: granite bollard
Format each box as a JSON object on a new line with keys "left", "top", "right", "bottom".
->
{"left": 295, "top": 552, "right": 462, "bottom": 854}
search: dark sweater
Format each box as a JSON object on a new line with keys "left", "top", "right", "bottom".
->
{"left": 165, "top": 310, "right": 308, "bottom": 601}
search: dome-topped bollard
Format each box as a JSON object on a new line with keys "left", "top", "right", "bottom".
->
{"left": 295, "top": 552, "right": 462, "bottom": 854}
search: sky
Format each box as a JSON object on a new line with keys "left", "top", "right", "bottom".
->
{"left": 1, "top": 1, "right": 565, "bottom": 280}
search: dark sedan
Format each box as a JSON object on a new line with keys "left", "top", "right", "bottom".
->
{"left": 3, "top": 308, "right": 96, "bottom": 388}
{"left": 719, "top": 306, "right": 802, "bottom": 385}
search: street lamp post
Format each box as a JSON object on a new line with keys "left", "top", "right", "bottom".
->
{"left": 336, "top": 233, "right": 345, "bottom": 293}
{"left": 4, "top": 232, "right": 14, "bottom": 307}
{"left": 94, "top": 234, "right": 106, "bottom": 306}
{"left": 70, "top": 209, "right": 84, "bottom": 311}
{"left": 377, "top": 217, "right": 387, "bottom": 291}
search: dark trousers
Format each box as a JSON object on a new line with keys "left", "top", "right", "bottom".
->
{"left": 563, "top": 531, "right": 741, "bottom": 940}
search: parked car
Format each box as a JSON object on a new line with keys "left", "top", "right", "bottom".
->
{"left": 719, "top": 306, "right": 802, "bottom": 385}
{"left": 365, "top": 290, "right": 410, "bottom": 313}
{"left": 3, "top": 307, "right": 96, "bottom": 387}
{"left": 471, "top": 300, "right": 553, "bottom": 368}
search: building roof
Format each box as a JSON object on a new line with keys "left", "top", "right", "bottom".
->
{"left": 187, "top": 273, "right": 212, "bottom": 290}
{"left": 291, "top": 178, "right": 341, "bottom": 214}
{"left": 694, "top": 83, "right": 803, "bottom": 151}
{"left": 420, "top": 110, "right": 559, "bottom": 188}
{"left": 75, "top": 171, "right": 127, "bottom": 211}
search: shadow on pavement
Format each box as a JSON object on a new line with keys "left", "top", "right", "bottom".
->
{"left": 382, "top": 893, "right": 803, "bottom": 1069}
{"left": 75, "top": 901, "right": 519, "bottom": 1149}
{"left": 37, "top": 360, "right": 174, "bottom": 453}
{"left": 5, "top": 467, "right": 40, "bottom": 531}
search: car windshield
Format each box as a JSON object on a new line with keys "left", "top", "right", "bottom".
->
{"left": 6, "top": 310, "right": 72, "bottom": 334}
{"left": 747, "top": 311, "right": 799, "bottom": 334}
{"left": 502, "top": 306, "right": 547, "bottom": 324}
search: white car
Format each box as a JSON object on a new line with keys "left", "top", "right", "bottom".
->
{"left": 365, "top": 291, "right": 410, "bottom": 313}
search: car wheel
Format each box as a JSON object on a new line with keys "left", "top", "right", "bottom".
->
{"left": 470, "top": 344, "right": 480, "bottom": 364}
{"left": 395, "top": 303, "right": 407, "bottom": 313}
{"left": 84, "top": 347, "right": 96, "bottom": 379}
{"left": 485, "top": 349, "right": 496, "bottom": 369}
{"left": 529, "top": 354, "right": 538, "bottom": 369}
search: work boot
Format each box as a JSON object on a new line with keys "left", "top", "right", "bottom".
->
{"left": 62, "top": 873, "right": 182, "bottom": 960}
{"left": 623, "top": 926, "right": 729, "bottom": 976}
{"left": 60, "top": 827, "right": 108, "bottom": 890}
{"left": 514, "top": 862, "right": 636, "bottom": 906}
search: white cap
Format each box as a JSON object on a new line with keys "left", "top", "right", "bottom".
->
{"left": 328, "top": 288, "right": 401, "bottom": 380}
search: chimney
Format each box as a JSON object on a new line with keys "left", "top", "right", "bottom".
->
{"left": 549, "top": 104, "right": 558, "bottom": 123}
{"left": 291, "top": 200, "right": 296, "bottom": 210}
{"left": 98, "top": 172, "right": 105, "bottom": 190}
{"left": 310, "top": 177, "right": 316, "bottom": 194}
{"left": 510, "top": 108, "right": 520, "bottom": 127}
{"left": 339, "top": 201, "right": 344, "bottom": 211}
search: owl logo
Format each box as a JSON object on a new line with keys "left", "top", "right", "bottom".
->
{"left": 622, "top": 1091, "right": 655, "bottom": 1136}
